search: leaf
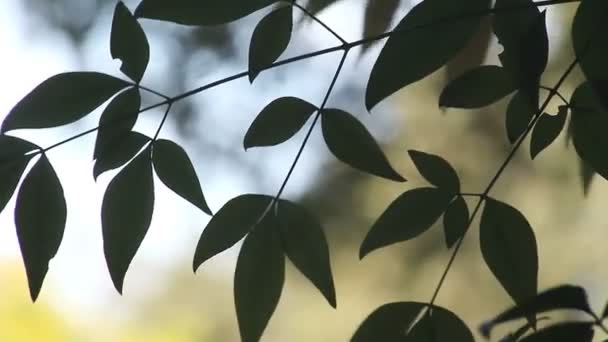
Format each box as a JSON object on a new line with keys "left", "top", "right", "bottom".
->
{"left": 516, "top": 11, "right": 549, "bottom": 109}
{"left": 152, "top": 139, "right": 211, "bottom": 215}
{"left": 305, "top": 0, "right": 340, "bottom": 16}
{"left": 365, "top": 0, "right": 490, "bottom": 110}
{"left": 234, "top": 215, "right": 284, "bottom": 342}
{"left": 443, "top": 196, "right": 469, "bottom": 248}
{"left": 405, "top": 307, "right": 474, "bottom": 342}
{"left": 321, "top": 109, "right": 405, "bottom": 182}
{"left": 102, "top": 147, "right": 154, "bottom": 293}
{"left": 530, "top": 108, "right": 567, "bottom": 159}
{"left": 0, "top": 136, "right": 38, "bottom": 214}
{"left": 506, "top": 91, "right": 535, "bottom": 144}
{"left": 439, "top": 65, "right": 516, "bottom": 108}
{"left": 93, "top": 131, "right": 150, "bottom": 180}
{"left": 351, "top": 302, "right": 425, "bottom": 342}
{"left": 244, "top": 97, "right": 317, "bottom": 149}
{"left": 481, "top": 285, "right": 592, "bottom": 338}
{"left": 480, "top": 198, "right": 538, "bottom": 305}
{"left": 570, "top": 82, "right": 608, "bottom": 180}
{"left": 193, "top": 194, "right": 272, "bottom": 271}
{"left": 360, "top": 187, "right": 453, "bottom": 258}
{"left": 15, "top": 154, "right": 66, "bottom": 301}
{"left": 276, "top": 199, "right": 336, "bottom": 307}
{"left": 93, "top": 87, "right": 141, "bottom": 159}
{"left": 2, "top": 72, "right": 129, "bottom": 132}
{"left": 579, "top": 159, "right": 595, "bottom": 196}
{"left": 111, "top": 2, "right": 150, "bottom": 83}
{"left": 134, "top": 0, "right": 277, "bottom": 26}
{"left": 602, "top": 300, "right": 608, "bottom": 319}
{"left": 519, "top": 322, "right": 594, "bottom": 342}
{"left": 408, "top": 150, "right": 459, "bottom": 193}
{"left": 248, "top": 5, "right": 292, "bottom": 82}
{"left": 361, "top": 0, "right": 400, "bottom": 53}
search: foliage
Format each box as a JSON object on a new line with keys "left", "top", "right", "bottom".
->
{"left": 3, "top": 0, "right": 608, "bottom": 341}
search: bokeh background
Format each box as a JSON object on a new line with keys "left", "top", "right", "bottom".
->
{"left": 0, "top": 0, "right": 606, "bottom": 341}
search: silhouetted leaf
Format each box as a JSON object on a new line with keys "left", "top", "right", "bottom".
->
{"left": 516, "top": 11, "right": 548, "bottom": 108}
{"left": 530, "top": 108, "right": 566, "bottom": 159}
{"left": 134, "top": 0, "right": 277, "bottom": 26}
{"left": 152, "top": 139, "right": 211, "bottom": 215}
{"left": 481, "top": 285, "right": 592, "bottom": 338}
{"left": 360, "top": 187, "right": 453, "bottom": 258}
{"left": 519, "top": 322, "right": 594, "bottom": 342}
{"left": 102, "top": 147, "right": 154, "bottom": 293}
{"left": 15, "top": 154, "right": 66, "bottom": 301}
{"left": 480, "top": 198, "right": 538, "bottom": 305}
{"left": 321, "top": 109, "right": 405, "bottom": 182}
{"left": 366, "top": 0, "right": 490, "bottom": 110}
{"left": 277, "top": 199, "right": 336, "bottom": 307}
{"left": 0, "top": 136, "right": 38, "bottom": 214}
{"left": 93, "top": 87, "right": 140, "bottom": 159}
{"left": 439, "top": 65, "right": 516, "bottom": 108}
{"left": 111, "top": 2, "right": 150, "bottom": 83}
{"left": 506, "top": 91, "right": 535, "bottom": 144}
{"left": 351, "top": 302, "right": 424, "bottom": 342}
{"left": 602, "top": 300, "right": 608, "bottom": 319}
{"left": 408, "top": 150, "right": 459, "bottom": 193}
{"left": 2, "top": 72, "right": 129, "bottom": 132}
{"left": 249, "top": 5, "right": 292, "bottom": 82}
{"left": 244, "top": 97, "right": 317, "bottom": 149}
{"left": 193, "top": 194, "right": 272, "bottom": 270}
{"left": 234, "top": 215, "right": 284, "bottom": 342}
{"left": 443, "top": 196, "right": 469, "bottom": 248}
{"left": 579, "top": 159, "right": 595, "bottom": 196}
{"left": 361, "top": 0, "right": 399, "bottom": 52}
{"left": 571, "top": 82, "right": 608, "bottom": 180}
{"left": 405, "top": 307, "right": 474, "bottom": 342}
{"left": 93, "top": 131, "right": 150, "bottom": 180}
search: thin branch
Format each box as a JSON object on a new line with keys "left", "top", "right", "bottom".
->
{"left": 136, "top": 84, "right": 171, "bottom": 100}
{"left": 290, "top": 0, "right": 347, "bottom": 45}
{"left": 153, "top": 102, "right": 173, "bottom": 141}
{"left": 539, "top": 85, "right": 569, "bottom": 106}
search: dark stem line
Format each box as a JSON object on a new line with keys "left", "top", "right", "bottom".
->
{"left": 153, "top": 102, "right": 173, "bottom": 141}
{"left": 539, "top": 85, "right": 569, "bottom": 105}
{"left": 290, "top": 0, "right": 347, "bottom": 45}
{"left": 459, "top": 192, "right": 485, "bottom": 198}
{"left": 136, "top": 84, "right": 171, "bottom": 100}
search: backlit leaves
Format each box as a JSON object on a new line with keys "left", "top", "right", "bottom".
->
{"left": 519, "top": 322, "right": 594, "bottom": 342}
{"left": 244, "top": 97, "right": 317, "bottom": 149}
{"left": 366, "top": 0, "right": 490, "bottom": 109}
{"left": 134, "top": 0, "right": 277, "bottom": 26}
{"left": 321, "top": 109, "right": 405, "bottom": 182}
{"left": 93, "top": 131, "right": 150, "bottom": 180}
{"left": 0, "top": 136, "right": 38, "bottom": 214}
{"left": 530, "top": 108, "right": 567, "bottom": 159}
{"left": 15, "top": 154, "right": 66, "bottom": 301}
{"left": 443, "top": 196, "right": 469, "bottom": 248}
{"left": 439, "top": 65, "right": 516, "bottom": 108}
{"left": 360, "top": 187, "right": 453, "bottom": 258}
{"left": 234, "top": 215, "right": 284, "bottom": 342}
{"left": 111, "top": 2, "right": 150, "bottom": 83}
{"left": 480, "top": 198, "right": 538, "bottom": 305}
{"left": 2, "top": 72, "right": 129, "bottom": 132}
{"left": 249, "top": 5, "right": 292, "bottom": 82}
{"left": 506, "top": 91, "right": 535, "bottom": 144}
{"left": 102, "top": 147, "right": 154, "bottom": 293}
{"left": 193, "top": 194, "right": 272, "bottom": 270}
{"left": 517, "top": 11, "right": 549, "bottom": 108}
{"left": 153, "top": 139, "right": 211, "bottom": 215}
{"left": 405, "top": 307, "right": 474, "bottom": 342}
{"left": 361, "top": 0, "right": 400, "bottom": 52}
{"left": 408, "top": 150, "right": 459, "bottom": 193}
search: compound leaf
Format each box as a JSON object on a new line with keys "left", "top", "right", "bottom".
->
{"left": 506, "top": 91, "right": 535, "bottom": 144}
{"left": 0, "top": 136, "right": 38, "bottom": 214}
{"left": 249, "top": 5, "right": 292, "bottom": 82}
{"left": 111, "top": 2, "right": 150, "bottom": 83}
{"left": 530, "top": 108, "right": 567, "bottom": 159}
{"left": 439, "top": 65, "right": 516, "bottom": 108}
{"left": 443, "top": 195, "right": 469, "bottom": 248}
{"left": 352, "top": 302, "right": 424, "bottom": 342}
{"left": 405, "top": 306, "right": 474, "bottom": 342}
{"left": 93, "top": 131, "right": 150, "bottom": 180}
{"left": 408, "top": 150, "right": 459, "bottom": 193}
{"left": 93, "top": 87, "right": 140, "bottom": 159}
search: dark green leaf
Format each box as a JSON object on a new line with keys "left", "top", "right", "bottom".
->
{"left": 306, "top": 0, "right": 340, "bottom": 16}
{"left": 516, "top": 11, "right": 548, "bottom": 108}
{"left": 248, "top": 5, "right": 292, "bottom": 82}
{"left": 405, "top": 307, "right": 474, "bottom": 342}
{"left": 530, "top": 108, "right": 566, "bottom": 159}
{"left": 244, "top": 97, "right": 317, "bottom": 149}
{"left": 94, "top": 87, "right": 140, "bottom": 159}
{"left": 480, "top": 198, "right": 538, "bottom": 305}
{"left": 481, "top": 285, "right": 592, "bottom": 338}
{"left": 519, "top": 322, "right": 594, "bottom": 342}
{"left": 93, "top": 131, "right": 150, "bottom": 180}
{"left": 571, "top": 82, "right": 608, "bottom": 180}
{"left": 102, "top": 147, "right": 154, "bottom": 293}
{"left": 153, "top": 139, "right": 211, "bottom": 215}
{"left": 351, "top": 302, "right": 425, "bottom": 342}
{"left": 506, "top": 91, "right": 535, "bottom": 144}
{"left": 439, "top": 65, "right": 516, "bottom": 108}
{"left": 321, "top": 109, "right": 405, "bottom": 182}
{"left": 408, "top": 150, "right": 459, "bottom": 193}
{"left": 579, "top": 159, "right": 595, "bottom": 196}
{"left": 276, "top": 199, "right": 336, "bottom": 307}
{"left": 15, "top": 154, "right": 66, "bottom": 301}
{"left": 366, "top": 0, "right": 490, "bottom": 110}
{"left": 360, "top": 187, "right": 453, "bottom": 258}
{"left": 443, "top": 196, "right": 469, "bottom": 248}
{"left": 234, "top": 215, "right": 284, "bottom": 342}
{"left": 193, "top": 194, "right": 272, "bottom": 271}
{"left": 134, "top": 0, "right": 277, "bottom": 26}
{"left": 0, "top": 136, "right": 38, "bottom": 214}
{"left": 111, "top": 2, "right": 150, "bottom": 83}
{"left": 2, "top": 72, "right": 129, "bottom": 132}
{"left": 361, "top": 0, "right": 399, "bottom": 53}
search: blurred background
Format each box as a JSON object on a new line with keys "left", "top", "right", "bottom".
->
{"left": 0, "top": 0, "right": 606, "bottom": 341}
